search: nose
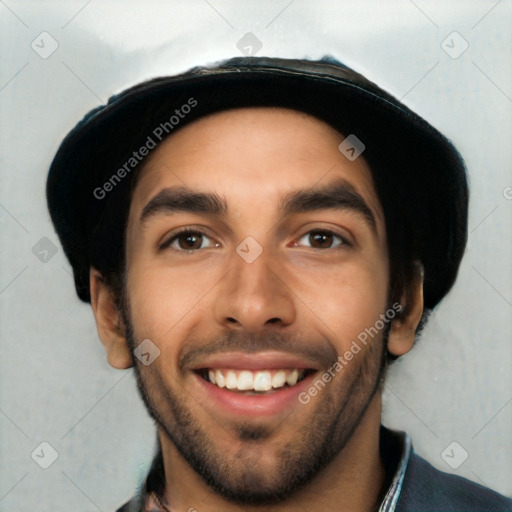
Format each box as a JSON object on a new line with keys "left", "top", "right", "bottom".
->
{"left": 213, "top": 246, "right": 296, "bottom": 333}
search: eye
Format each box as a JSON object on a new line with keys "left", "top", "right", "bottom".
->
{"left": 295, "top": 229, "right": 349, "bottom": 250}
{"left": 160, "top": 229, "right": 217, "bottom": 253}
{"left": 160, "top": 227, "right": 350, "bottom": 253}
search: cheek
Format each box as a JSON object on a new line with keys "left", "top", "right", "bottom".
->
{"left": 125, "top": 257, "right": 221, "bottom": 342}
{"left": 290, "top": 254, "right": 389, "bottom": 350}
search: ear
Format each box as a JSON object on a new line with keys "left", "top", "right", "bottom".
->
{"left": 89, "top": 268, "right": 133, "bottom": 369}
{"left": 387, "top": 261, "right": 424, "bottom": 357}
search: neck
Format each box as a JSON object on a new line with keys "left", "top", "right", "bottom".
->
{"left": 158, "top": 393, "right": 386, "bottom": 512}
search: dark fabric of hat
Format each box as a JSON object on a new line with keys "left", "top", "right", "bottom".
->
{"left": 46, "top": 55, "right": 468, "bottom": 308}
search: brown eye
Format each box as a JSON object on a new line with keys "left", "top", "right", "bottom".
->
{"left": 161, "top": 229, "right": 214, "bottom": 252}
{"left": 297, "top": 229, "right": 348, "bottom": 249}
{"left": 176, "top": 231, "right": 203, "bottom": 250}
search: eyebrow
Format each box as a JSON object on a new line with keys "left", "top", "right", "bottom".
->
{"left": 139, "top": 179, "right": 377, "bottom": 233}
{"left": 280, "top": 180, "right": 377, "bottom": 232}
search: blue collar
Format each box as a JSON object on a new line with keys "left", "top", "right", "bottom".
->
{"left": 378, "top": 427, "right": 412, "bottom": 512}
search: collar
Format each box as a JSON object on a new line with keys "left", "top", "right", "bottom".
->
{"left": 137, "top": 425, "right": 412, "bottom": 512}
{"left": 377, "top": 426, "right": 412, "bottom": 512}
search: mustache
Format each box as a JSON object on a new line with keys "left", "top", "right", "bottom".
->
{"left": 179, "top": 330, "right": 338, "bottom": 371}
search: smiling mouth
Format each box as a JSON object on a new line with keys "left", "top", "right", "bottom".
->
{"left": 196, "top": 368, "right": 316, "bottom": 394}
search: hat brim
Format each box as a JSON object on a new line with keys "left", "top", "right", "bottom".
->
{"left": 46, "top": 56, "right": 468, "bottom": 308}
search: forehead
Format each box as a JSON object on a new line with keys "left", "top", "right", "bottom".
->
{"left": 128, "top": 107, "right": 383, "bottom": 227}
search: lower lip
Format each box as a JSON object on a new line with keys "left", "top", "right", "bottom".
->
{"left": 193, "top": 371, "right": 317, "bottom": 418}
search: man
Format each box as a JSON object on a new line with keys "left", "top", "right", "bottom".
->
{"left": 46, "top": 56, "right": 511, "bottom": 511}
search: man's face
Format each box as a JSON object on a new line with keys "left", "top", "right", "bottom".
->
{"left": 123, "top": 107, "right": 390, "bottom": 504}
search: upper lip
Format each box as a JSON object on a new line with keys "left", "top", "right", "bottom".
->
{"left": 189, "top": 351, "right": 320, "bottom": 371}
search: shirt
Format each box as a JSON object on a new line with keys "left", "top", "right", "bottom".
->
{"left": 115, "top": 425, "right": 512, "bottom": 512}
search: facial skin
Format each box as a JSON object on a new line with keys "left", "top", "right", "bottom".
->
{"left": 90, "top": 107, "right": 423, "bottom": 512}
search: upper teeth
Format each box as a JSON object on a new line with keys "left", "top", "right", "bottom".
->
{"left": 207, "top": 369, "right": 305, "bottom": 391}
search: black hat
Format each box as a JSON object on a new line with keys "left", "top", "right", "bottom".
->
{"left": 46, "top": 55, "right": 468, "bottom": 308}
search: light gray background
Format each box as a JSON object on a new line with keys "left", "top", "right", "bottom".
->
{"left": 1, "top": 1, "right": 511, "bottom": 510}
